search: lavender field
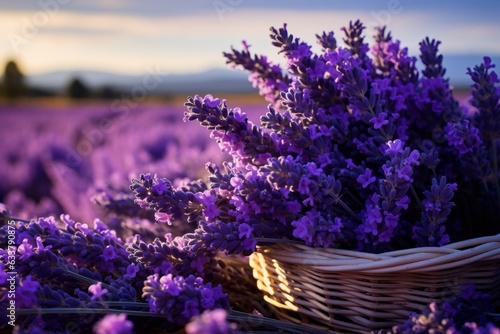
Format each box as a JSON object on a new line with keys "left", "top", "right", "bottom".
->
{"left": 0, "top": 101, "right": 239, "bottom": 223}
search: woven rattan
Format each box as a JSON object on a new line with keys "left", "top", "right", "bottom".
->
{"left": 249, "top": 234, "right": 500, "bottom": 333}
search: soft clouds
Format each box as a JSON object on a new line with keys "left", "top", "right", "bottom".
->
{"left": 0, "top": 4, "right": 499, "bottom": 76}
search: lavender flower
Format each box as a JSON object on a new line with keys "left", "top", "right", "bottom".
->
{"left": 372, "top": 26, "right": 418, "bottom": 84}
{"left": 93, "top": 314, "right": 133, "bottom": 334}
{"left": 184, "top": 95, "right": 278, "bottom": 167}
{"left": 419, "top": 37, "right": 446, "bottom": 79}
{"left": 391, "top": 284, "right": 499, "bottom": 334}
{"left": 17, "top": 276, "right": 40, "bottom": 308}
{"left": 291, "top": 209, "right": 343, "bottom": 248}
{"left": 224, "top": 41, "right": 290, "bottom": 104}
{"left": 445, "top": 119, "right": 482, "bottom": 156}
{"left": 316, "top": 30, "right": 337, "bottom": 52}
{"left": 341, "top": 20, "right": 371, "bottom": 71}
{"left": 391, "top": 302, "right": 457, "bottom": 333}
{"left": 357, "top": 140, "right": 420, "bottom": 251}
{"left": 142, "top": 273, "right": 229, "bottom": 325}
{"left": 468, "top": 56, "right": 500, "bottom": 139}
{"left": 130, "top": 173, "right": 204, "bottom": 224}
{"left": 443, "top": 284, "right": 494, "bottom": 329}
{"left": 184, "top": 220, "right": 256, "bottom": 256}
{"left": 127, "top": 233, "right": 207, "bottom": 278}
{"left": 88, "top": 282, "right": 108, "bottom": 301}
{"left": 412, "top": 177, "right": 457, "bottom": 247}
{"left": 185, "top": 309, "right": 239, "bottom": 334}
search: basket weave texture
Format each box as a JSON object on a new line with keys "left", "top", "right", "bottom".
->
{"left": 249, "top": 234, "right": 500, "bottom": 333}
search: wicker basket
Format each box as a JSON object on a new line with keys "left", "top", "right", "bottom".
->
{"left": 249, "top": 234, "right": 500, "bottom": 333}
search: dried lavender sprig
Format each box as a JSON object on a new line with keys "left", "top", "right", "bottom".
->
{"left": 279, "top": 85, "right": 350, "bottom": 148}
{"left": 371, "top": 26, "right": 418, "bottom": 84}
{"left": 291, "top": 209, "right": 344, "bottom": 248}
{"left": 15, "top": 240, "right": 127, "bottom": 297}
{"left": 50, "top": 217, "right": 130, "bottom": 275}
{"left": 260, "top": 103, "right": 323, "bottom": 162}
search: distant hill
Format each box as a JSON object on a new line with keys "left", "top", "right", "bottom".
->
{"left": 24, "top": 54, "right": 500, "bottom": 95}
{"left": 26, "top": 68, "right": 256, "bottom": 95}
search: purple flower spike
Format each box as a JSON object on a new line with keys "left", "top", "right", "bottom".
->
{"left": 143, "top": 274, "right": 229, "bottom": 325}
{"left": 412, "top": 177, "right": 456, "bottom": 247}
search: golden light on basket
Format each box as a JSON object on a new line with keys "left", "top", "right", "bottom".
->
{"left": 250, "top": 252, "right": 299, "bottom": 312}
{"left": 251, "top": 252, "right": 274, "bottom": 295}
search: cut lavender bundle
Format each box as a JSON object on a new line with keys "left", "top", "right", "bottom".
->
{"left": 125, "top": 19, "right": 500, "bottom": 332}
{"left": 133, "top": 22, "right": 499, "bottom": 254}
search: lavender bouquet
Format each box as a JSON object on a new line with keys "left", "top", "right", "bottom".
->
{"left": 133, "top": 21, "right": 499, "bottom": 254}
{"left": 129, "top": 20, "right": 500, "bottom": 331}
{"left": 2, "top": 20, "right": 500, "bottom": 333}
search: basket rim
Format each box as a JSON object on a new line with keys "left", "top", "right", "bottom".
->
{"left": 253, "top": 234, "right": 500, "bottom": 273}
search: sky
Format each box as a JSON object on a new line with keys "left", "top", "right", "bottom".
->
{"left": 1, "top": 0, "right": 500, "bottom": 80}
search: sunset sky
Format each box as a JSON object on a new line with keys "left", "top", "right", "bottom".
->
{"left": 1, "top": 0, "right": 500, "bottom": 79}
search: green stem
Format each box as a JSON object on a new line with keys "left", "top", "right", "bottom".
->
{"left": 228, "top": 310, "right": 328, "bottom": 334}
{"left": 16, "top": 308, "right": 158, "bottom": 317}
{"left": 409, "top": 184, "right": 423, "bottom": 212}
{"left": 58, "top": 267, "right": 117, "bottom": 293}
{"left": 345, "top": 188, "right": 364, "bottom": 208}
{"left": 255, "top": 238, "right": 302, "bottom": 244}
{"left": 104, "top": 301, "right": 149, "bottom": 308}
{"left": 15, "top": 308, "right": 333, "bottom": 333}
{"left": 335, "top": 198, "right": 358, "bottom": 220}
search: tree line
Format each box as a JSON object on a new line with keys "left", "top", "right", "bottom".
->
{"left": 0, "top": 59, "right": 122, "bottom": 100}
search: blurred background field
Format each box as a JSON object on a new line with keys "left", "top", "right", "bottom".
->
{"left": 0, "top": 96, "right": 268, "bottom": 224}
